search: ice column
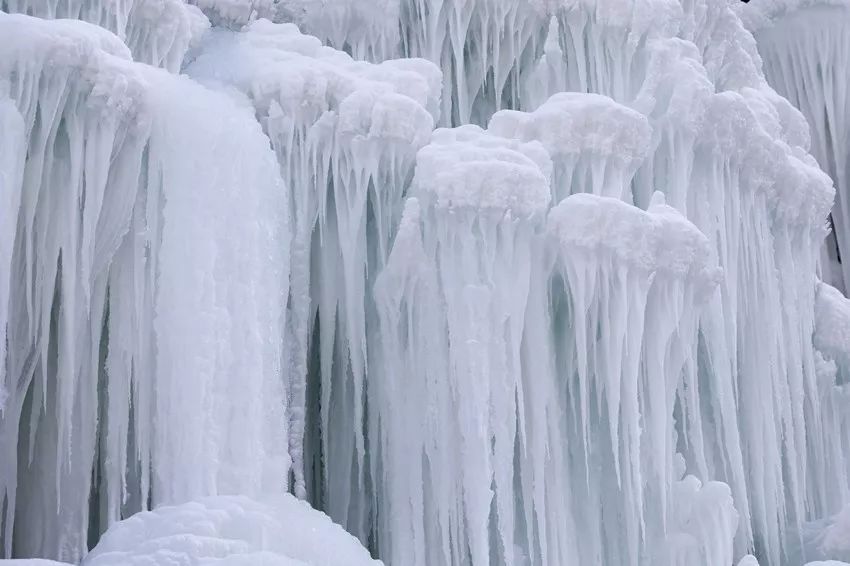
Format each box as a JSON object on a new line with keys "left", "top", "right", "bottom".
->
{"left": 373, "top": 125, "right": 551, "bottom": 566}
{"left": 546, "top": 191, "right": 720, "bottom": 565}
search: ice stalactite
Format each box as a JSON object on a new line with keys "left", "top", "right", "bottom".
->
{"left": 683, "top": 83, "right": 836, "bottom": 563}
{"left": 0, "top": 16, "right": 152, "bottom": 558}
{"left": 740, "top": 0, "right": 850, "bottom": 293}
{"left": 0, "top": 0, "right": 209, "bottom": 72}
{"left": 529, "top": 0, "right": 684, "bottom": 103}
{"left": 545, "top": 191, "right": 721, "bottom": 566}
{"left": 185, "top": 19, "right": 439, "bottom": 536}
{"left": 400, "top": 0, "right": 550, "bottom": 126}
{"left": 0, "top": 13, "right": 290, "bottom": 561}
{"left": 373, "top": 125, "right": 551, "bottom": 566}
{"left": 275, "top": 0, "right": 401, "bottom": 62}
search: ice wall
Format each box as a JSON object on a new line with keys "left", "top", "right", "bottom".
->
{"left": 1, "top": 1, "right": 848, "bottom": 566}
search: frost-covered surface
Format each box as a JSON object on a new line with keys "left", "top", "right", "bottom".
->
{"left": 2, "top": 0, "right": 849, "bottom": 566}
{"left": 82, "top": 495, "right": 381, "bottom": 566}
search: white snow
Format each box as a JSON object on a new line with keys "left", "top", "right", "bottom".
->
{"left": 82, "top": 495, "right": 381, "bottom": 566}
{"left": 0, "top": 0, "right": 210, "bottom": 71}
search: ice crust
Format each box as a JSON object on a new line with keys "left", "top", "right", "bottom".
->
{"left": 1, "top": 1, "right": 848, "bottom": 566}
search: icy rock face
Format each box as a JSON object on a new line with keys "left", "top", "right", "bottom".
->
{"left": 740, "top": 0, "right": 850, "bottom": 293}
{"left": 82, "top": 495, "right": 381, "bottom": 566}
{"left": 0, "top": 0, "right": 210, "bottom": 71}
{"left": 0, "top": 12, "right": 289, "bottom": 562}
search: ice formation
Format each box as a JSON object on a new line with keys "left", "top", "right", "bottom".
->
{"left": 2, "top": 0, "right": 850, "bottom": 566}
{"left": 0, "top": 11, "right": 289, "bottom": 561}
{"left": 740, "top": 0, "right": 850, "bottom": 293}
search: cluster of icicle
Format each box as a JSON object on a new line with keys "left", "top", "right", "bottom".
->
{"left": 738, "top": 0, "right": 850, "bottom": 296}
{"left": 1, "top": 0, "right": 849, "bottom": 565}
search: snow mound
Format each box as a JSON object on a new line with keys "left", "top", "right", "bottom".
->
{"left": 187, "top": 19, "right": 440, "bottom": 127}
{"left": 0, "top": 0, "right": 209, "bottom": 71}
{"left": 548, "top": 192, "right": 718, "bottom": 285}
{"left": 488, "top": 92, "right": 651, "bottom": 168}
{"left": 489, "top": 92, "right": 651, "bottom": 202}
{"left": 83, "top": 495, "right": 382, "bottom": 566}
{"left": 815, "top": 282, "right": 850, "bottom": 368}
{"left": 412, "top": 125, "right": 552, "bottom": 216}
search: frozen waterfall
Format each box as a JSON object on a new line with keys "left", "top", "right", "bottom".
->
{"left": 2, "top": 0, "right": 850, "bottom": 565}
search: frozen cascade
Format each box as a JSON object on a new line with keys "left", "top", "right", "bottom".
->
{"left": 2, "top": 0, "right": 850, "bottom": 566}
{"left": 184, "top": 18, "right": 439, "bottom": 533}
{"left": 0, "top": 12, "right": 289, "bottom": 562}
{"left": 739, "top": 0, "right": 850, "bottom": 294}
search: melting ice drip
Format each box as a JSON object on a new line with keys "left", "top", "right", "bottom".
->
{"left": 0, "top": 1, "right": 849, "bottom": 566}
